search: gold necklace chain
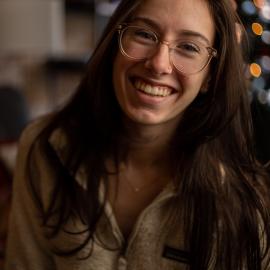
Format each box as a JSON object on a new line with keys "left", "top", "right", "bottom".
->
{"left": 119, "top": 163, "right": 166, "bottom": 193}
{"left": 125, "top": 179, "right": 141, "bottom": 192}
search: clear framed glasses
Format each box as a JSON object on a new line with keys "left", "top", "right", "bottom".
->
{"left": 117, "top": 24, "right": 217, "bottom": 75}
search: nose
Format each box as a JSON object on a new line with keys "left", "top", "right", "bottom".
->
{"left": 145, "top": 43, "right": 173, "bottom": 75}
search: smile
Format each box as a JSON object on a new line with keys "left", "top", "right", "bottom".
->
{"left": 134, "top": 79, "right": 173, "bottom": 97}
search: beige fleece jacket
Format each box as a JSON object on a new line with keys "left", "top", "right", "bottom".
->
{"left": 4, "top": 118, "right": 190, "bottom": 270}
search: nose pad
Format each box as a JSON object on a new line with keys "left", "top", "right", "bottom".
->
{"left": 145, "top": 44, "right": 173, "bottom": 75}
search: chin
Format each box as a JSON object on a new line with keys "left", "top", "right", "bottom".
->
{"left": 126, "top": 112, "right": 179, "bottom": 126}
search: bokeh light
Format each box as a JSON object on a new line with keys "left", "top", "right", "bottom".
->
{"left": 242, "top": 0, "right": 257, "bottom": 15}
{"left": 252, "top": 22, "right": 264, "bottom": 35}
{"left": 267, "top": 92, "right": 270, "bottom": 105}
{"left": 250, "top": 63, "right": 262, "bottom": 77}
{"left": 252, "top": 77, "right": 266, "bottom": 89}
{"left": 253, "top": 0, "right": 265, "bottom": 9}
{"left": 257, "top": 89, "right": 268, "bottom": 104}
{"left": 261, "top": 55, "right": 270, "bottom": 72}
{"left": 259, "top": 3, "right": 270, "bottom": 22}
{"left": 261, "top": 30, "right": 270, "bottom": 44}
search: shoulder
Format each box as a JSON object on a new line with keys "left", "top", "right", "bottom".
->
{"left": 15, "top": 113, "right": 56, "bottom": 188}
{"left": 19, "top": 113, "right": 54, "bottom": 151}
{"left": 14, "top": 113, "right": 64, "bottom": 211}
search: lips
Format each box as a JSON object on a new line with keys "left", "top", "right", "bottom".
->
{"left": 133, "top": 78, "right": 174, "bottom": 97}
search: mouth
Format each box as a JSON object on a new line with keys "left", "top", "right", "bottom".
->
{"left": 132, "top": 78, "right": 175, "bottom": 97}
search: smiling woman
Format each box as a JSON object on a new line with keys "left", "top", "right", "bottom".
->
{"left": 4, "top": 0, "right": 270, "bottom": 269}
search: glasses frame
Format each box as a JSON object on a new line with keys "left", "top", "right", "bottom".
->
{"left": 117, "top": 23, "right": 218, "bottom": 76}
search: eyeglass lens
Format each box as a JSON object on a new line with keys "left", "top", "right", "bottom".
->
{"left": 120, "top": 26, "right": 214, "bottom": 75}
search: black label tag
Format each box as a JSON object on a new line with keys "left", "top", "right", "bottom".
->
{"left": 162, "top": 245, "right": 190, "bottom": 264}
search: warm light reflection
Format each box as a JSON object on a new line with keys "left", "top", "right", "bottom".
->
{"left": 253, "top": 0, "right": 265, "bottom": 8}
{"left": 250, "top": 63, "right": 262, "bottom": 77}
{"left": 252, "top": 22, "right": 264, "bottom": 35}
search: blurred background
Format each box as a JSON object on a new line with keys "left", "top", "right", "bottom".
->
{"left": 237, "top": 0, "right": 270, "bottom": 102}
{"left": 0, "top": 0, "right": 269, "bottom": 267}
{"left": 0, "top": 0, "right": 120, "bottom": 266}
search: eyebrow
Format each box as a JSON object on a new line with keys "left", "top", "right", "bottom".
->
{"left": 130, "top": 16, "right": 212, "bottom": 45}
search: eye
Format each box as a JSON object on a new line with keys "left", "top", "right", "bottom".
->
{"left": 176, "top": 42, "right": 201, "bottom": 55}
{"left": 132, "top": 28, "right": 157, "bottom": 44}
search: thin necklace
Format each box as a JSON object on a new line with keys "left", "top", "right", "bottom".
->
{"left": 126, "top": 181, "right": 140, "bottom": 192}
{"left": 125, "top": 176, "right": 162, "bottom": 192}
{"left": 119, "top": 163, "right": 166, "bottom": 193}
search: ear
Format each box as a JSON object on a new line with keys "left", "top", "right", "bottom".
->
{"left": 229, "top": 0, "right": 237, "bottom": 11}
{"left": 229, "top": 0, "right": 242, "bottom": 43}
{"left": 235, "top": 22, "right": 242, "bottom": 44}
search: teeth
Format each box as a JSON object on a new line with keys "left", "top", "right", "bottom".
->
{"left": 134, "top": 80, "right": 172, "bottom": 97}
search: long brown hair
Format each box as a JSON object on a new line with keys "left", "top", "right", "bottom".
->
{"left": 27, "top": 0, "right": 270, "bottom": 268}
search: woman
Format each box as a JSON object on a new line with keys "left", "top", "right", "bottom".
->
{"left": 5, "top": 0, "right": 270, "bottom": 269}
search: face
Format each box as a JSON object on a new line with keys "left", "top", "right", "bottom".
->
{"left": 113, "top": 0, "right": 215, "bottom": 126}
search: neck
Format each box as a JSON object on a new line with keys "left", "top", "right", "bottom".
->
{"left": 119, "top": 116, "right": 179, "bottom": 169}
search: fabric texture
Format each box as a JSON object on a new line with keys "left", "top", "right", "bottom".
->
{"left": 4, "top": 116, "right": 270, "bottom": 269}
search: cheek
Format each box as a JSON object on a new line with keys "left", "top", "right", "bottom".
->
{"left": 181, "top": 70, "right": 210, "bottom": 96}
{"left": 175, "top": 73, "right": 209, "bottom": 111}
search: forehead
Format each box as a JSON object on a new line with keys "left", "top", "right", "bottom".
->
{"left": 131, "top": 0, "right": 215, "bottom": 45}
